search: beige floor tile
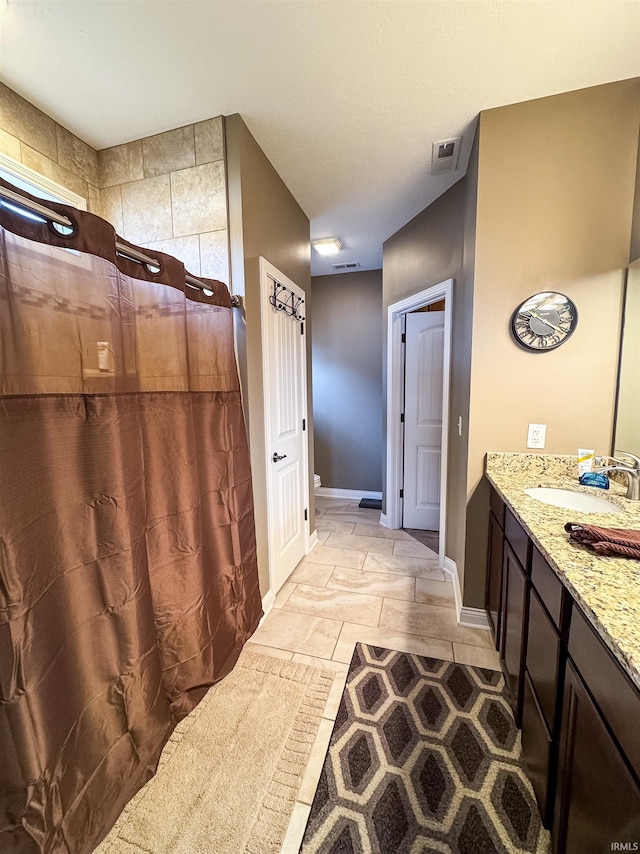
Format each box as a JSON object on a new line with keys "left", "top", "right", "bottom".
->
{"left": 393, "top": 539, "right": 439, "bottom": 559}
{"left": 453, "top": 643, "right": 501, "bottom": 670}
{"left": 290, "top": 561, "right": 335, "bottom": 586}
{"left": 346, "top": 502, "right": 382, "bottom": 515}
{"left": 280, "top": 801, "right": 312, "bottom": 854}
{"left": 241, "top": 642, "right": 294, "bottom": 661}
{"left": 332, "top": 621, "right": 455, "bottom": 664}
{"left": 315, "top": 498, "right": 351, "bottom": 511}
{"left": 297, "top": 717, "right": 334, "bottom": 805}
{"left": 250, "top": 609, "right": 342, "bottom": 658}
{"left": 321, "top": 512, "right": 381, "bottom": 526}
{"left": 415, "top": 577, "right": 455, "bottom": 608}
{"left": 315, "top": 519, "right": 357, "bottom": 534}
{"left": 363, "top": 553, "right": 445, "bottom": 580}
{"left": 283, "top": 584, "right": 382, "bottom": 627}
{"left": 315, "top": 529, "right": 331, "bottom": 544}
{"left": 324, "top": 532, "right": 394, "bottom": 555}
{"left": 273, "top": 581, "right": 296, "bottom": 609}
{"left": 314, "top": 509, "right": 326, "bottom": 519}
{"left": 379, "top": 598, "right": 493, "bottom": 648}
{"left": 327, "top": 567, "right": 415, "bottom": 602}
{"left": 301, "top": 545, "right": 366, "bottom": 569}
{"left": 353, "top": 523, "right": 414, "bottom": 541}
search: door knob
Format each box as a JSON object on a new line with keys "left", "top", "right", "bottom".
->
{"left": 272, "top": 452, "right": 287, "bottom": 463}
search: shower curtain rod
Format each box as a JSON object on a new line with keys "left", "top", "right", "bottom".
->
{"left": 0, "top": 183, "right": 242, "bottom": 308}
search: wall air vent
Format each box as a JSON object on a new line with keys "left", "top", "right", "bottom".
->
{"left": 431, "top": 136, "right": 462, "bottom": 173}
{"left": 331, "top": 262, "right": 360, "bottom": 270}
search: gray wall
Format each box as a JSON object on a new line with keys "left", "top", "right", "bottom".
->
{"left": 382, "top": 175, "right": 474, "bottom": 574}
{"left": 225, "top": 114, "right": 312, "bottom": 597}
{"left": 312, "top": 270, "right": 383, "bottom": 492}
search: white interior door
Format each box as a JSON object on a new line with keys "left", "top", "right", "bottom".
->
{"left": 402, "top": 311, "right": 444, "bottom": 530}
{"left": 261, "top": 259, "right": 308, "bottom": 594}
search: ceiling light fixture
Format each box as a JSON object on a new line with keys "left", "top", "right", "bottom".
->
{"left": 312, "top": 237, "right": 343, "bottom": 256}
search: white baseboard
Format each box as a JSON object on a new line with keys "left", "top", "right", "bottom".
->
{"left": 263, "top": 533, "right": 318, "bottom": 624}
{"left": 259, "top": 589, "right": 275, "bottom": 625}
{"left": 459, "top": 607, "right": 491, "bottom": 630}
{"left": 316, "top": 487, "right": 383, "bottom": 500}
{"left": 443, "top": 557, "right": 490, "bottom": 631}
{"left": 443, "top": 556, "right": 462, "bottom": 616}
{"left": 379, "top": 513, "right": 390, "bottom": 528}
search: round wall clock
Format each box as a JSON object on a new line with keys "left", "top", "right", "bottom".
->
{"left": 510, "top": 292, "right": 578, "bottom": 351}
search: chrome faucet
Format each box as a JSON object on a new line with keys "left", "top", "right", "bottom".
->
{"left": 596, "top": 450, "right": 640, "bottom": 500}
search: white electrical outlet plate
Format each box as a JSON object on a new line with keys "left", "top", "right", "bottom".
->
{"left": 527, "top": 424, "right": 546, "bottom": 449}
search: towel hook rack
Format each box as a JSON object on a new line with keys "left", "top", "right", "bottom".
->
{"left": 268, "top": 279, "right": 304, "bottom": 322}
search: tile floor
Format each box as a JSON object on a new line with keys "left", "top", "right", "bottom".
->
{"left": 243, "top": 497, "right": 500, "bottom": 853}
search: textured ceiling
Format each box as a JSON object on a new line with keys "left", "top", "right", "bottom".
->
{"left": 1, "top": 1, "right": 638, "bottom": 275}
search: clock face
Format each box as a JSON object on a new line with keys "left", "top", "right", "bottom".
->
{"left": 510, "top": 292, "right": 578, "bottom": 351}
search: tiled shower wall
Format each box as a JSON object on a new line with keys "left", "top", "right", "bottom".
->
{"left": 0, "top": 83, "right": 230, "bottom": 285}
{"left": 0, "top": 83, "right": 100, "bottom": 202}
{"left": 97, "top": 120, "right": 229, "bottom": 283}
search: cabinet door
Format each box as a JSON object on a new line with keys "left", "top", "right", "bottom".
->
{"left": 500, "top": 542, "right": 528, "bottom": 726}
{"left": 486, "top": 509, "right": 504, "bottom": 648}
{"left": 521, "top": 672, "right": 553, "bottom": 828}
{"left": 554, "top": 661, "right": 640, "bottom": 854}
{"left": 526, "top": 589, "right": 561, "bottom": 733}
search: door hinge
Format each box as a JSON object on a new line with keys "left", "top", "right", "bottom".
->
{"left": 401, "top": 333, "right": 406, "bottom": 344}
{"left": 302, "top": 418, "right": 306, "bottom": 431}
{"left": 304, "top": 508, "right": 308, "bottom": 521}
{"left": 300, "top": 322, "right": 304, "bottom": 335}
{"left": 400, "top": 489, "right": 404, "bottom": 499}
{"left": 400, "top": 413, "right": 405, "bottom": 423}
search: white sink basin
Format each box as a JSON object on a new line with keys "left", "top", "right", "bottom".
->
{"left": 524, "top": 487, "right": 621, "bottom": 514}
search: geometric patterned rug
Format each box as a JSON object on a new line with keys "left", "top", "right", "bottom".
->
{"left": 299, "top": 644, "right": 551, "bottom": 854}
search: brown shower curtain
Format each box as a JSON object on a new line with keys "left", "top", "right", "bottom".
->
{"left": 0, "top": 181, "right": 263, "bottom": 853}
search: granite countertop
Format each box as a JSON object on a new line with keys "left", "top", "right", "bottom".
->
{"left": 485, "top": 452, "right": 640, "bottom": 692}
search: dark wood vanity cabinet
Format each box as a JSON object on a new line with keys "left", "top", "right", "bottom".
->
{"left": 484, "top": 486, "right": 640, "bottom": 846}
{"left": 553, "top": 659, "right": 640, "bottom": 853}
{"left": 553, "top": 607, "right": 640, "bottom": 853}
{"left": 485, "top": 508, "right": 504, "bottom": 644}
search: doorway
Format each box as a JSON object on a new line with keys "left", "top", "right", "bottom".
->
{"left": 384, "top": 278, "right": 453, "bottom": 568}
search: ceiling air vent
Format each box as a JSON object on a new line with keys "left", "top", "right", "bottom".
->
{"left": 431, "top": 136, "right": 462, "bottom": 173}
{"left": 331, "top": 262, "right": 360, "bottom": 270}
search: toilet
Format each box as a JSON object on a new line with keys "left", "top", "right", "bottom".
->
{"left": 314, "top": 473, "right": 321, "bottom": 492}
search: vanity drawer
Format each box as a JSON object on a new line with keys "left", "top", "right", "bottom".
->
{"left": 490, "top": 486, "right": 505, "bottom": 529}
{"left": 505, "top": 507, "right": 530, "bottom": 571}
{"left": 568, "top": 606, "right": 640, "bottom": 778}
{"left": 531, "top": 546, "right": 565, "bottom": 630}
{"left": 527, "top": 589, "right": 561, "bottom": 732}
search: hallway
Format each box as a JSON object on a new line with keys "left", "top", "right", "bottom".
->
{"left": 245, "top": 497, "right": 499, "bottom": 852}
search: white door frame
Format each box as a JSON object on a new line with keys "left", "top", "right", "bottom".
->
{"left": 259, "top": 257, "right": 311, "bottom": 596}
{"left": 384, "top": 278, "right": 453, "bottom": 569}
